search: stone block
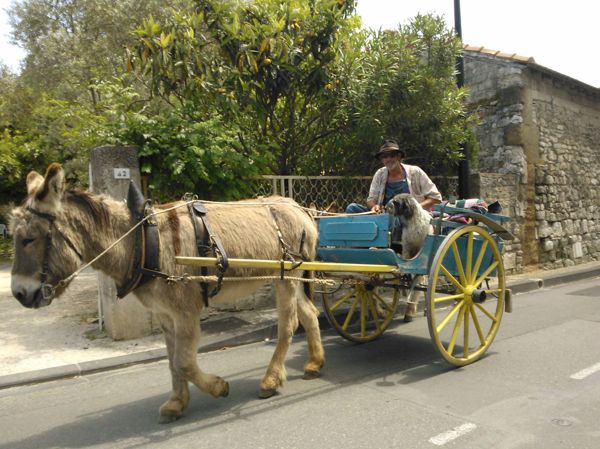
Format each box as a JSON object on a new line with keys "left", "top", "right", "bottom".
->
{"left": 90, "top": 146, "right": 157, "bottom": 341}
{"left": 542, "top": 239, "right": 554, "bottom": 251}
{"left": 572, "top": 242, "right": 583, "bottom": 258}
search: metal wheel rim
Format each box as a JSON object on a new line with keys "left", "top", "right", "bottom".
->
{"left": 426, "top": 225, "right": 505, "bottom": 366}
{"left": 322, "top": 278, "right": 399, "bottom": 343}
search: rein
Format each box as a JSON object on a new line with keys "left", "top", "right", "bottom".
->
{"left": 28, "top": 198, "right": 363, "bottom": 301}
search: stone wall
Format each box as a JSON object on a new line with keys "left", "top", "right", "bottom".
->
{"left": 476, "top": 173, "right": 520, "bottom": 272}
{"left": 465, "top": 49, "right": 600, "bottom": 272}
{"left": 464, "top": 52, "right": 530, "bottom": 273}
{"left": 529, "top": 72, "right": 600, "bottom": 268}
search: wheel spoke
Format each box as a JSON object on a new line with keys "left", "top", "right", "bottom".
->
{"left": 473, "top": 261, "right": 500, "bottom": 285}
{"left": 372, "top": 291, "right": 395, "bottom": 313}
{"left": 440, "top": 265, "right": 465, "bottom": 292}
{"left": 330, "top": 289, "right": 355, "bottom": 312}
{"left": 368, "top": 295, "right": 382, "bottom": 332}
{"left": 341, "top": 295, "right": 359, "bottom": 330}
{"left": 464, "top": 307, "right": 470, "bottom": 358}
{"left": 360, "top": 292, "right": 367, "bottom": 337}
{"left": 436, "top": 300, "right": 464, "bottom": 333}
{"left": 474, "top": 302, "right": 499, "bottom": 322}
{"left": 470, "top": 239, "right": 489, "bottom": 282}
{"left": 470, "top": 304, "right": 486, "bottom": 345}
{"left": 434, "top": 292, "right": 465, "bottom": 304}
{"left": 451, "top": 241, "right": 467, "bottom": 285}
{"left": 473, "top": 260, "right": 499, "bottom": 287}
{"left": 447, "top": 305, "right": 467, "bottom": 356}
{"left": 466, "top": 232, "right": 474, "bottom": 283}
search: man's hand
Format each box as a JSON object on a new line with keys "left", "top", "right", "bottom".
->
{"left": 420, "top": 197, "right": 441, "bottom": 211}
{"left": 371, "top": 204, "right": 383, "bottom": 214}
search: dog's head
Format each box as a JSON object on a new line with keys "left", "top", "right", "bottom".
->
{"left": 386, "top": 193, "right": 419, "bottom": 219}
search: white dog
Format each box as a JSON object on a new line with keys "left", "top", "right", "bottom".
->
{"left": 386, "top": 193, "right": 433, "bottom": 259}
{"left": 386, "top": 194, "right": 433, "bottom": 322}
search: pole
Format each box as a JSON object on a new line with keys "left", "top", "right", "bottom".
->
{"left": 454, "top": 0, "right": 470, "bottom": 199}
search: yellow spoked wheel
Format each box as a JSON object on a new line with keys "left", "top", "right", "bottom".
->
{"left": 322, "top": 277, "right": 399, "bottom": 343}
{"left": 427, "top": 225, "right": 505, "bottom": 366}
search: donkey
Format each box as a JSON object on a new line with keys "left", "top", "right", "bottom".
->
{"left": 10, "top": 163, "right": 324, "bottom": 423}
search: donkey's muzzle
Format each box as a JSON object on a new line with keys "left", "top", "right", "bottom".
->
{"left": 12, "top": 284, "right": 51, "bottom": 309}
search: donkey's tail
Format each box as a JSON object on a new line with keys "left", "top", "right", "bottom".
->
{"left": 303, "top": 270, "right": 315, "bottom": 302}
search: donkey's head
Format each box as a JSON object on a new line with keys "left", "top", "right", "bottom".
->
{"left": 10, "top": 163, "right": 82, "bottom": 308}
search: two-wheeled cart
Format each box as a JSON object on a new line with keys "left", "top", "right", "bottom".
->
{"left": 178, "top": 203, "right": 513, "bottom": 367}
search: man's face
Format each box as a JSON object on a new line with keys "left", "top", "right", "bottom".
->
{"left": 380, "top": 153, "right": 402, "bottom": 170}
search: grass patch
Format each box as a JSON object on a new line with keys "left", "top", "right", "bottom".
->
{"left": 84, "top": 328, "right": 107, "bottom": 341}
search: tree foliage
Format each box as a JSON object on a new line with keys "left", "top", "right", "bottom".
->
{"left": 93, "top": 84, "right": 271, "bottom": 200}
{"left": 131, "top": 0, "right": 357, "bottom": 174}
{"left": 0, "top": 0, "right": 475, "bottom": 203}
{"left": 8, "top": 0, "right": 190, "bottom": 106}
{"left": 310, "top": 14, "right": 474, "bottom": 177}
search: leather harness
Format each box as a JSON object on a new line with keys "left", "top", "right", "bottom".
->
{"left": 116, "top": 182, "right": 162, "bottom": 298}
{"left": 187, "top": 200, "right": 229, "bottom": 305}
{"left": 117, "top": 182, "right": 229, "bottom": 306}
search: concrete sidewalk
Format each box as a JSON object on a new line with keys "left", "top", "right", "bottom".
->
{"left": 1, "top": 259, "right": 599, "bottom": 390}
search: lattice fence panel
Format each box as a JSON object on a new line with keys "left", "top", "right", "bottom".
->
{"left": 249, "top": 175, "right": 458, "bottom": 212}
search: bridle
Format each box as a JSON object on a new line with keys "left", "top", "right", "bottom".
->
{"left": 26, "top": 206, "right": 83, "bottom": 301}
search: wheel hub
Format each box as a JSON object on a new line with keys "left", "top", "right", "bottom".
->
{"left": 471, "top": 288, "right": 487, "bottom": 303}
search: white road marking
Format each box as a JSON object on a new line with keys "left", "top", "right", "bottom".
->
{"left": 429, "top": 422, "right": 477, "bottom": 446}
{"left": 570, "top": 362, "right": 600, "bottom": 380}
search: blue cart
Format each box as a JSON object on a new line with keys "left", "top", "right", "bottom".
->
{"left": 316, "top": 204, "right": 513, "bottom": 366}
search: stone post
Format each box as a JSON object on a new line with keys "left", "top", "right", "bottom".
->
{"left": 89, "top": 146, "right": 155, "bottom": 340}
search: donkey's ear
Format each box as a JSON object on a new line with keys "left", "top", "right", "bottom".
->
{"left": 26, "top": 171, "right": 44, "bottom": 196}
{"left": 34, "top": 163, "right": 65, "bottom": 207}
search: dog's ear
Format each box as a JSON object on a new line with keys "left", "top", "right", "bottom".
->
{"left": 387, "top": 199, "right": 401, "bottom": 216}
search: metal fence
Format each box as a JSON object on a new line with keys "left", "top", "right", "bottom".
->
{"left": 251, "top": 175, "right": 458, "bottom": 211}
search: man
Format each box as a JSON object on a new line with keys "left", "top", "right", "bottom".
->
{"left": 346, "top": 139, "right": 441, "bottom": 322}
{"left": 346, "top": 139, "right": 442, "bottom": 213}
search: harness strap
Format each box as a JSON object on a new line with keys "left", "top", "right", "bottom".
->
{"left": 188, "top": 201, "right": 229, "bottom": 304}
{"left": 26, "top": 207, "right": 82, "bottom": 300}
{"left": 116, "top": 182, "right": 164, "bottom": 298}
{"left": 267, "top": 206, "right": 306, "bottom": 280}
{"left": 187, "top": 201, "right": 209, "bottom": 305}
{"left": 137, "top": 201, "right": 162, "bottom": 288}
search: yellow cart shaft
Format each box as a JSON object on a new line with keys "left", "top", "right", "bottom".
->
{"left": 175, "top": 256, "right": 397, "bottom": 273}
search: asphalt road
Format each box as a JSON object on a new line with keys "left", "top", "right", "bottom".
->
{"left": 1, "top": 277, "right": 600, "bottom": 449}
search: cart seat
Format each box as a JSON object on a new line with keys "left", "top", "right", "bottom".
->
{"left": 318, "top": 214, "right": 392, "bottom": 248}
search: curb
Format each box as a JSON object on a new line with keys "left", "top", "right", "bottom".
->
{"left": 2, "top": 264, "right": 600, "bottom": 390}
{"left": 507, "top": 264, "right": 600, "bottom": 294}
{"left": 0, "top": 318, "right": 280, "bottom": 391}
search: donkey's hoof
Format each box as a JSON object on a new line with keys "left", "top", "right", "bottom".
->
{"left": 303, "top": 370, "right": 321, "bottom": 380}
{"left": 159, "top": 401, "right": 184, "bottom": 424}
{"left": 212, "top": 378, "right": 230, "bottom": 398}
{"left": 158, "top": 410, "right": 182, "bottom": 424}
{"left": 219, "top": 381, "right": 230, "bottom": 398}
{"left": 403, "top": 314, "right": 414, "bottom": 323}
{"left": 258, "top": 388, "right": 278, "bottom": 399}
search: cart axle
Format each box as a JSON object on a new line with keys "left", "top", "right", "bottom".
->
{"left": 471, "top": 289, "right": 487, "bottom": 303}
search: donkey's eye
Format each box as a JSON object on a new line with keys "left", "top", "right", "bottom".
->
{"left": 22, "top": 238, "right": 35, "bottom": 248}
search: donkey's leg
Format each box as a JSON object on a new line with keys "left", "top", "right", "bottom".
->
{"left": 296, "top": 285, "right": 325, "bottom": 380}
{"left": 157, "top": 314, "right": 190, "bottom": 424}
{"left": 259, "top": 280, "right": 298, "bottom": 398}
{"left": 171, "top": 314, "right": 230, "bottom": 400}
